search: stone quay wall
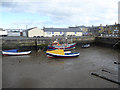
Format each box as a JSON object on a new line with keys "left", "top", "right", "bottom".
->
{"left": 2, "top": 36, "right": 119, "bottom": 50}
{"left": 95, "top": 37, "right": 120, "bottom": 45}
{"left": 2, "top": 36, "right": 95, "bottom": 50}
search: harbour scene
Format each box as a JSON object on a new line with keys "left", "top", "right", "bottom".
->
{"left": 1, "top": 35, "right": 120, "bottom": 88}
{"left": 0, "top": 0, "right": 120, "bottom": 89}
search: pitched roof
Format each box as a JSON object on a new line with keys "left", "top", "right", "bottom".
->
{"left": 0, "top": 28, "right": 3, "bottom": 31}
{"left": 26, "top": 27, "right": 37, "bottom": 31}
{"left": 43, "top": 27, "right": 82, "bottom": 32}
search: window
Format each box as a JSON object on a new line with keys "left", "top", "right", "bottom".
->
{"left": 46, "top": 32, "right": 51, "bottom": 35}
{"left": 52, "top": 32, "right": 54, "bottom": 34}
{"left": 75, "top": 32, "right": 77, "bottom": 34}
{"left": 60, "top": 32, "right": 62, "bottom": 34}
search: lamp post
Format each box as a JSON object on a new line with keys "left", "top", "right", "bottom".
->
{"left": 35, "top": 37, "right": 38, "bottom": 51}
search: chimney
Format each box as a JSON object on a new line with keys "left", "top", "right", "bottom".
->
{"left": 115, "top": 22, "right": 117, "bottom": 25}
{"left": 92, "top": 25, "right": 94, "bottom": 27}
{"left": 26, "top": 25, "right": 28, "bottom": 29}
{"left": 100, "top": 24, "right": 102, "bottom": 27}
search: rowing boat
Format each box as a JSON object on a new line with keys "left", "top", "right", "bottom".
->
{"left": 2, "top": 49, "right": 31, "bottom": 56}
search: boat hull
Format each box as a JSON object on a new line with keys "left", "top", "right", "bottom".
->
{"left": 46, "top": 52, "right": 80, "bottom": 58}
{"left": 2, "top": 51, "right": 31, "bottom": 56}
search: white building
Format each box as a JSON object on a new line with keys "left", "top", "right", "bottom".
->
{"left": 25, "top": 27, "right": 83, "bottom": 37}
{"left": 43, "top": 27, "right": 83, "bottom": 37}
{"left": 26, "top": 27, "right": 44, "bottom": 37}
{"left": 5, "top": 29, "right": 26, "bottom": 37}
{"left": 0, "top": 28, "right": 7, "bottom": 36}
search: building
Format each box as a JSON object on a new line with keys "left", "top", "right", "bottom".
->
{"left": 5, "top": 29, "right": 26, "bottom": 37}
{"left": 43, "top": 27, "right": 82, "bottom": 37}
{"left": 0, "top": 28, "right": 7, "bottom": 36}
{"left": 26, "top": 27, "right": 44, "bottom": 37}
{"left": 7, "top": 31, "right": 21, "bottom": 36}
{"left": 25, "top": 27, "right": 82, "bottom": 37}
{"left": 88, "top": 25, "right": 100, "bottom": 36}
{"left": 76, "top": 26, "right": 89, "bottom": 36}
{"left": 104, "top": 23, "right": 120, "bottom": 37}
{"left": 88, "top": 23, "right": 120, "bottom": 37}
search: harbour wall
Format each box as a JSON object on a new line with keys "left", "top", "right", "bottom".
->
{"left": 2, "top": 36, "right": 95, "bottom": 50}
{"left": 95, "top": 37, "right": 120, "bottom": 49}
{"left": 1, "top": 36, "right": 120, "bottom": 50}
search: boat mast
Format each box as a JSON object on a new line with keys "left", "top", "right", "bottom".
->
{"left": 64, "top": 32, "right": 67, "bottom": 44}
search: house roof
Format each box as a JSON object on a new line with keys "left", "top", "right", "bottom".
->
{"left": 43, "top": 27, "right": 82, "bottom": 32}
{"left": 26, "top": 27, "right": 37, "bottom": 31}
{"left": 88, "top": 24, "right": 120, "bottom": 29}
{"left": 0, "top": 28, "right": 3, "bottom": 31}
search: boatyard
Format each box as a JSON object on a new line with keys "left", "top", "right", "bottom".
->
{"left": 2, "top": 44, "right": 119, "bottom": 88}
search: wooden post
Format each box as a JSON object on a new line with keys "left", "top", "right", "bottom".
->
{"left": 65, "top": 37, "right": 67, "bottom": 44}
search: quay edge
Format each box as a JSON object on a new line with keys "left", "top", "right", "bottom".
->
{"left": 2, "top": 36, "right": 120, "bottom": 50}
{"left": 2, "top": 36, "right": 95, "bottom": 51}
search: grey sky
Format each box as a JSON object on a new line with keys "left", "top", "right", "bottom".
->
{"left": 1, "top": 0, "right": 119, "bottom": 29}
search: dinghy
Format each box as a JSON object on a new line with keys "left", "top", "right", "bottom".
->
{"left": 82, "top": 44, "right": 90, "bottom": 48}
{"left": 46, "top": 49, "right": 79, "bottom": 58}
{"left": 2, "top": 49, "right": 31, "bottom": 56}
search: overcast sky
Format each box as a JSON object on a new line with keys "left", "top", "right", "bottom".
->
{"left": 1, "top": 0, "right": 119, "bottom": 29}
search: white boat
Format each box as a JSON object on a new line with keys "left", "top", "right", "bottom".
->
{"left": 2, "top": 49, "right": 31, "bottom": 56}
{"left": 82, "top": 44, "right": 90, "bottom": 48}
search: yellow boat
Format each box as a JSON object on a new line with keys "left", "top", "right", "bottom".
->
{"left": 46, "top": 49, "right": 79, "bottom": 58}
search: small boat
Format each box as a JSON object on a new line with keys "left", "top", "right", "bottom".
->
{"left": 47, "top": 43, "right": 76, "bottom": 50}
{"left": 2, "top": 49, "right": 31, "bottom": 56}
{"left": 46, "top": 49, "right": 79, "bottom": 58}
{"left": 82, "top": 44, "right": 90, "bottom": 48}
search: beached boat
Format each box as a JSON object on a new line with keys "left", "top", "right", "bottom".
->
{"left": 82, "top": 44, "right": 90, "bottom": 48}
{"left": 47, "top": 43, "right": 76, "bottom": 50}
{"left": 2, "top": 49, "right": 31, "bottom": 56}
{"left": 46, "top": 49, "right": 79, "bottom": 58}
